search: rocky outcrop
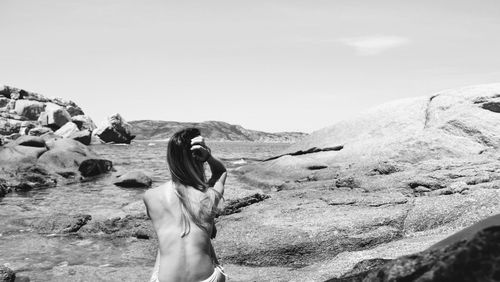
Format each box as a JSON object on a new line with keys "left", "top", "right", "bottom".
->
{"left": 217, "top": 83, "right": 500, "bottom": 280}
{"left": 0, "top": 85, "right": 96, "bottom": 146}
{"left": 94, "top": 113, "right": 135, "bottom": 144}
{"left": 0, "top": 137, "right": 113, "bottom": 191}
{"left": 18, "top": 214, "right": 92, "bottom": 234}
{"left": 329, "top": 220, "right": 500, "bottom": 282}
{"left": 129, "top": 120, "right": 308, "bottom": 142}
{"left": 79, "top": 213, "right": 154, "bottom": 239}
{"left": 113, "top": 171, "right": 153, "bottom": 188}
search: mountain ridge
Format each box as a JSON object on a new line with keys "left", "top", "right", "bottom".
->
{"left": 129, "top": 120, "right": 307, "bottom": 142}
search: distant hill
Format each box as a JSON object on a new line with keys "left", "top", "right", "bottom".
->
{"left": 129, "top": 120, "right": 308, "bottom": 142}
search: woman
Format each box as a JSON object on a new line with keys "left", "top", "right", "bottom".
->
{"left": 143, "top": 128, "right": 227, "bottom": 282}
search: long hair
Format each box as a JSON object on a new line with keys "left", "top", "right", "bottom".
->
{"left": 167, "top": 128, "right": 219, "bottom": 237}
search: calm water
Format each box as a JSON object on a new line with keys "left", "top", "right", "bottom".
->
{"left": 0, "top": 141, "right": 290, "bottom": 280}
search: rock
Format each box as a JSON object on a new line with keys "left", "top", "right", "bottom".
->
{"left": 71, "top": 115, "right": 96, "bottom": 131}
{"left": 13, "top": 99, "right": 45, "bottom": 120}
{"left": 18, "top": 121, "right": 38, "bottom": 135}
{"left": 79, "top": 214, "right": 154, "bottom": 239}
{"left": 331, "top": 224, "right": 500, "bottom": 282}
{"left": 0, "top": 118, "right": 22, "bottom": 135}
{"left": 69, "top": 129, "right": 92, "bottom": 145}
{"left": 37, "top": 107, "right": 71, "bottom": 130}
{"left": 0, "top": 179, "right": 12, "bottom": 197}
{"left": 26, "top": 214, "right": 92, "bottom": 234}
{"left": 8, "top": 164, "right": 58, "bottom": 190}
{"left": 9, "top": 135, "right": 46, "bottom": 148}
{"left": 0, "top": 85, "right": 10, "bottom": 98}
{"left": 218, "top": 193, "right": 270, "bottom": 216}
{"left": 54, "top": 121, "right": 79, "bottom": 138}
{"left": 78, "top": 159, "right": 113, "bottom": 177}
{"left": 28, "top": 126, "right": 53, "bottom": 136}
{"left": 114, "top": 171, "right": 153, "bottom": 188}
{"left": 66, "top": 105, "right": 85, "bottom": 116}
{"left": 0, "top": 97, "right": 9, "bottom": 108}
{"left": 0, "top": 265, "right": 15, "bottom": 282}
{"left": 37, "top": 138, "right": 112, "bottom": 178}
{"left": 94, "top": 113, "right": 135, "bottom": 144}
{"left": 0, "top": 145, "right": 47, "bottom": 166}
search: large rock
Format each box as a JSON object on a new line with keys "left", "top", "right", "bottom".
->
{"left": 69, "top": 129, "right": 92, "bottom": 145}
{"left": 13, "top": 99, "right": 45, "bottom": 120}
{"left": 241, "top": 83, "right": 500, "bottom": 185}
{"left": 94, "top": 113, "right": 135, "bottom": 144}
{"left": 114, "top": 171, "right": 152, "bottom": 188}
{"left": 0, "top": 97, "right": 9, "bottom": 108}
{"left": 0, "top": 145, "right": 47, "bottom": 166}
{"left": 34, "top": 138, "right": 113, "bottom": 178}
{"left": 37, "top": 107, "right": 72, "bottom": 130}
{"left": 28, "top": 126, "right": 53, "bottom": 136}
{"left": 71, "top": 115, "right": 96, "bottom": 131}
{"left": 9, "top": 135, "right": 46, "bottom": 148}
{"left": 222, "top": 83, "right": 500, "bottom": 280}
{"left": 54, "top": 121, "right": 79, "bottom": 138}
{"left": 18, "top": 121, "right": 38, "bottom": 135}
{"left": 0, "top": 118, "right": 22, "bottom": 135}
{"left": 330, "top": 222, "right": 500, "bottom": 281}
{"left": 0, "top": 265, "right": 15, "bottom": 282}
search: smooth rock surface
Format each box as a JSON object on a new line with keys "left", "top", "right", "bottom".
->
{"left": 54, "top": 121, "right": 79, "bottom": 138}
{"left": 114, "top": 171, "right": 153, "bottom": 188}
{"left": 228, "top": 83, "right": 500, "bottom": 280}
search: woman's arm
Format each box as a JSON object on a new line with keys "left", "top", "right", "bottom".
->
{"left": 206, "top": 156, "right": 227, "bottom": 188}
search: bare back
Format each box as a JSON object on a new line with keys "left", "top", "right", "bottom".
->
{"left": 143, "top": 181, "right": 216, "bottom": 282}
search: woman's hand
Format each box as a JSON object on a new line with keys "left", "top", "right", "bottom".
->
{"left": 190, "top": 136, "right": 211, "bottom": 162}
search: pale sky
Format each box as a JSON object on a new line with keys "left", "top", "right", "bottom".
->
{"left": 1, "top": 0, "right": 500, "bottom": 133}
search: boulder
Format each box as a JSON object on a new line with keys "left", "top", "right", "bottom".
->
{"left": 37, "top": 138, "right": 112, "bottom": 177}
{"left": 54, "top": 121, "right": 79, "bottom": 138}
{"left": 0, "top": 85, "right": 10, "bottom": 98}
{"left": 94, "top": 113, "right": 135, "bottom": 144}
{"left": 66, "top": 105, "right": 85, "bottom": 116}
{"left": 78, "top": 159, "right": 113, "bottom": 177}
{"left": 7, "top": 164, "right": 58, "bottom": 190}
{"left": 28, "top": 126, "right": 53, "bottom": 136}
{"left": 71, "top": 115, "right": 96, "bottom": 131}
{"left": 0, "top": 265, "right": 15, "bottom": 282}
{"left": 69, "top": 129, "right": 92, "bottom": 145}
{"left": 18, "top": 121, "right": 38, "bottom": 135}
{"left": 37, "top": 107, "right": 72, "bottom": 130}
{"left": 330, "top": 223, "right": 500, "bottom": 282}
{"left": 14, "top": 99, "right": 45, "bottom": 120}
{"left": 0, "top": 97, "right": 9, "bottom": 108}
{"left": 114, "top": 171, "right": 153, "bottom": 188}
{"left": 9, "top": 135, "right": 46, "bottom": 148}
{"left": 0, "top": 118, "right": 22, "bottom": 135}
{"left": 0, "top": 179, "right": 11, "bottom": 197}
{"left": 0, "top": 145, "right": 47, "bottom": 167}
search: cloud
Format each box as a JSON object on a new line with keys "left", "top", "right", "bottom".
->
{"left": 339, "top": 35, "right": 410, "bottom": 56}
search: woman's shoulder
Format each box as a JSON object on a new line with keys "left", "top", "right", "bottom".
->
{"left": 143, "top": 182, "right": 174, "bottom": 205}
{"left": 143, "top": 181, "right": 176, "bottom": 218}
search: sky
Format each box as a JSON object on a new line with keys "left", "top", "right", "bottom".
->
{"left": 1, "top": 0, "right": 500, "bottom": 133}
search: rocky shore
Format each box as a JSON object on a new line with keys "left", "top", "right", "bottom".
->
{"left": 226, "top": 83, "right": 500, "bottom": 280}
{"left": 2, "top": 83, "right": 500, "bottom": 281}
